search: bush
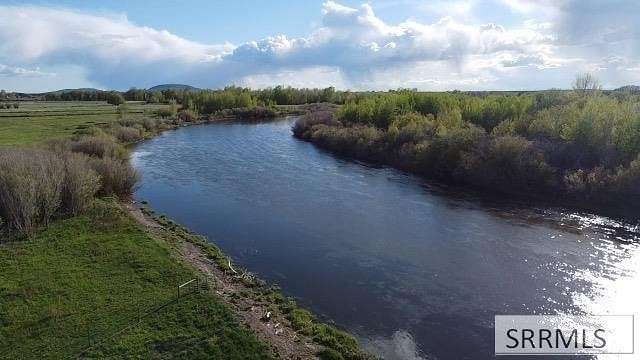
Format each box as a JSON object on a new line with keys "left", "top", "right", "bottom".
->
{"left": 110, "top": 126, "right": 143, "bottom": 143}
{"left": 117, "top": 103, "right": 129, "bottom": 119}
{"left": 459, "top": 135, "right": 555, "bottom": 192}
{"left": 71, "top": 136, "right": 127, "bottom": 160}
{"left": 293, "top": 110, "right": 337, "bottom": 137}
{"left": 62, "top": 153, "right": 100, "bottom": 215}
{"left": 418, "top": 124, "right": 486, "bottom": 177}
{"left": 156, "top": 108, "right": 174, "bottom": 118}
{"left": 388, "top": 112, "right": 436, "bottom": 145}
{"left": 177, "top": 109, "right": 197, "bottom": 122}
{"left": 310, "top": 124, "right": 384, "bottom": 159}
{"left": 607, "top": 155, "right": 640, "bottom": 196}
{"left": 0, "top": 149, "right": 65, "bottom": 235}
{"left": 88, "top": 157, "right": 140, "bottom": 197}
{"left": 106, "top": 92, "right": 125, "bottom": 106}
{"left": 141, "top": 118, "right": 160, "bottom": 132}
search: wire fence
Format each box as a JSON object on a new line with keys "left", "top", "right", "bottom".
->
{"left": 72, "top": 277, "right": 212, "bottom": 359}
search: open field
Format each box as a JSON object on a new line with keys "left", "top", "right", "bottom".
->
{"left": 0, "top": 101, "right": 168, "bottom": 146}
{"left": 0, "top": 198, "right": 273, "bottom": 359}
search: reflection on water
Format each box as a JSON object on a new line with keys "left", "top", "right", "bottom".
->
{"left": 132, "top": 118, "right": 640, "bottom": 359}
{"left": 363, "top": 331, "right": 425, "bottom": 360}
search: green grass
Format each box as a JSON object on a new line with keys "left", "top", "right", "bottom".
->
{"left": 0, "top": 101, "right": 168, "bottom": 146}
{"left": 0, "top": 100, "right": 370, "bottom": 359}
{"left": 0, "top": 199, "right": 274, "bottom": 359}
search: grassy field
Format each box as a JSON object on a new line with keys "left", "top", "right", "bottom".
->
{"left": 0, "top": 101, "right": 168, "bottom": 146}
{"left": 0, "top": 199, "right": 273, "bottom": 359}
{"left": 0, "top": 101, "right": 275, "bottom": 359}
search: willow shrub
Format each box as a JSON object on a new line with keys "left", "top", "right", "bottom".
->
{"left": 70, "top": 135, "right": 128, "bottom": 160}
{"left": 109, "top": 125, "right": 143, "bottom": 143}
{"left": 459, "top": 135, "right": 556, "bottom": 192}
{"left": 62, "top": 152, "right": 101, "bottom": 215}
{"left": 0, "top": 150, "right": 67, "bottom": 235}
{"left": 88, "top": 157, "right": 140, "bottom": 197}
{"left": 0, "top": 134, "right": 140, "bottom": 236}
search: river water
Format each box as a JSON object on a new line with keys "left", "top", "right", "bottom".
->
{"left": 132, "top": 118, "right": 640, "bottom": 360}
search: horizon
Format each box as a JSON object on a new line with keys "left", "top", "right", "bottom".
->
{"left": 3, "top": 83, "right": 637, "bottom": 95}
{"left": 0, "top": 1, "right": 638, "bottom": 92}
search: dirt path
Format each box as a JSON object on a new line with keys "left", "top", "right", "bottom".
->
{"left": 125, "top": 202, "right": 320, "bottom": 359}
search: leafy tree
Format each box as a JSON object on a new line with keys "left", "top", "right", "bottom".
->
{"left": 106, "top": 92, "right": 125, "bottom": 106}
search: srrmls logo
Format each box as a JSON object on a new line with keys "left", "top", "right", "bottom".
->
{"left": 495, "top": 315, "right": 634, "bottom": 355}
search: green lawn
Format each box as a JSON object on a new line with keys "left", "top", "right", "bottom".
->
{"left": 0, "top": 101, "right": 168, "bottom": 146}
{"left": 0, "top": 199, "right": 273, "bottom": 359}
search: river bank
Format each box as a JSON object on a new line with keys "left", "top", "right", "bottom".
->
{"left": 129, "top": 201, "right": 371, "bottom": 359}
{"left": 292, "top": 111, "right": 640, "bottom": 222}
{"left": 0, "top": 102, "right": 371, "bottom": 359}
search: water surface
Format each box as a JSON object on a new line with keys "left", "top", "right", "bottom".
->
{"left": 132, "top": 118, "right": 640, "bottom": 359}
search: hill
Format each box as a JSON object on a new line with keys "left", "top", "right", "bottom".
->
{"left": 614, "top": 85, "right": 640, "bottom": 93}
{"left": 148, "top": 84, "right": 200, "bottom": 92}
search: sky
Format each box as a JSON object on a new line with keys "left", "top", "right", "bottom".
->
{"left": 0, "top": 0, "right": 638, "bottom": 92}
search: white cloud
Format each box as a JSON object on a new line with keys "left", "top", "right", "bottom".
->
{"left": 0, "top": 6, "right": 228, "bottom": 63}
{"left": 0, "top": 64, "right": 53, "bottom": 77}
{"left": 0, "top": 1, "right": 637, "bottom": 91}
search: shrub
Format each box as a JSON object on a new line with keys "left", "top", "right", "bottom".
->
{"left": 177, "top": 109, "right": 197, "bottom": 122}
{"left": 418, "top": 124, "right": 486, "bottom": 177}
{"left": 71, "top": 135, "right": 127, "bottom": 160}
{"left": 106, "top": 92, "right": 125, "bottom": 105}
{"left": 564, "top": 169, "right": 588, "bottom": 193}
{"left": 528, "top": 108, "right": 563, "bottom": 139}
{"left": 608, "top": 155, "right": 640, "bottom": 196}
{"left": 310, "top": 124, "right": 384, "bottom": 159}
{"left": 293, "top": 110, "right": 337, "bottom": 137}
{"left": 45, "top": 138, "right": 72, "bottom": 155}
{"left": 0, "top": 150, "right": 65, "bottom": 235}
{"left": 117, "top": 102, "right": 129, "bottom": 119}
{"left": 110, "top": 126, "right": 143, "bottom": 143}
{"left": 141, "top": 118, "right": 160, "bottom": 132}
{"left": 62, "top": 153, "right": 100, "bottom": 215}
{"left": 89, "top": 157, "right": 140, "bottom": 197}
{"left": 459, "top": 135, "right": 555, "bottom": 192}
{"left": 36, "top": 152, "right": 66, "bottom": 223}
{"left": 156, "top": 108, "right": 174, "bottom": 118}
{"left": 388, "top": 112, "right": 436, "bottom": 145}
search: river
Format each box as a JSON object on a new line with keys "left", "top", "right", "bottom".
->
{"left": 132, "top": 117, "right": 640, "bottom": 360}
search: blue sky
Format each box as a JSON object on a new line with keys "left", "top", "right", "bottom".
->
{"left": 1, "top": 0, "right": 524, "bottom": 43}
{"left": 0, "top": 0, "right": 638, "bottom": 92}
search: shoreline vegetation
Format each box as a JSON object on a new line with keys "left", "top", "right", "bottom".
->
{"left": 292, "top": 77, "right": 640, "bottom": 219}
{"left": 0, "top": 98, "right": 372, "bottom": 359}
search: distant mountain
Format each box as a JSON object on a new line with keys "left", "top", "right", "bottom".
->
{"left": 614, "top": 85, "right": 640, "bottom": 93}
{"left": 53, "top": 88, "right": 102, "bottom": 93}
{"left": 148, "top": 84, "right": 201, "bottom": 92}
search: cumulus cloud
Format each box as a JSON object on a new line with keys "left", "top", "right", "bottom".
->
{"left": 0, "top": 64, "right": 53, "bottom": 77}
{"left": 227, "top": 3, "right": 556, "bottom": 76}
{"left": 0, "top": 1, "right": 637, "bottom": 91}
{"left": 0, "top": 6, "right": 228, "bottom": 63}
